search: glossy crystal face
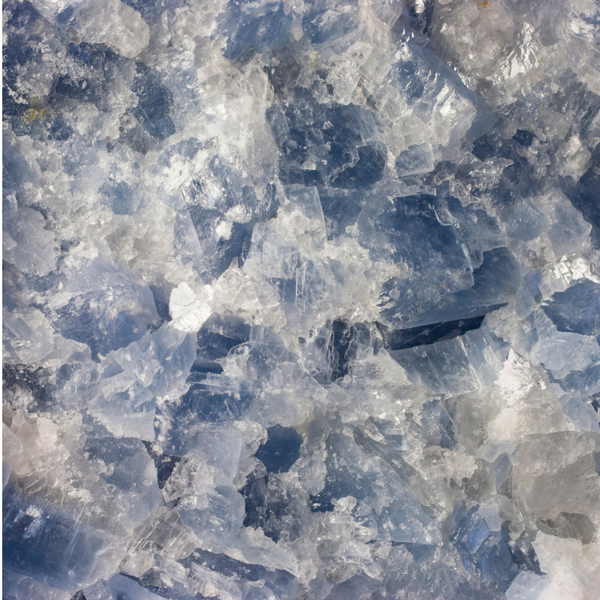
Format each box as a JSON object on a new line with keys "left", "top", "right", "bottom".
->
{"left": 3, "top": 1, "right": 600, "bottom": 599}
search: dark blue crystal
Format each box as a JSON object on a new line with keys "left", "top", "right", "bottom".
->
{"left": 3, "top": 488, "right": 106, "bottom": 591}
{"left": 542, "top": 279, "right": 600, "bottom": 336}
{"left": 255, "top": 424, "right": 303, "bottom": 473}
{"left": 132, "top": 63, "right": 176, "bottom": 140}
{"left": 450, "top": 503, "right": 520, "bottom": 592}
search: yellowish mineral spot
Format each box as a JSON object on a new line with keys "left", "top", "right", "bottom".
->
{"left": 22, "top": 97, "right": 48, "bottom": 125}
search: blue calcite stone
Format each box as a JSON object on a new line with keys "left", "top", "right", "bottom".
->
{"left": 542, "top": 279, "right": 600, "bottom": 337}
{"left": 450, "top": 503, "right": 521, "bottom": 593}
{"left": 3, "top": 1, "right": 600, "bottom": 599}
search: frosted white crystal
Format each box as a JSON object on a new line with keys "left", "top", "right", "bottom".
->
{"left": 3, "top": 308, "right": 56, "bottom": 364}
{"left": 3, "top": 200, "right": 59, "bottom": 277}
{"left": 76, "top": 0, "right": 150, "bottom": 59}
{"left": 506, "top": 571, "right": 550, "bottom": 600}
{"left": 169, "top": 283, "right": 212, "bottom": 333}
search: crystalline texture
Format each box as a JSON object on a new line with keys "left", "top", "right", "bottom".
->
{"left": 3, "top": 0, "right": 600, "bottom": 598}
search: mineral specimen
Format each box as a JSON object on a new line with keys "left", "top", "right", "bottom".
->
{"left": 3, "top": 0, "right": 600, "bottom": 599}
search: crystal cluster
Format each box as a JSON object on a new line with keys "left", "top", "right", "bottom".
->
{"left": 3, "top": 1, "right": 600, "bottom": 599}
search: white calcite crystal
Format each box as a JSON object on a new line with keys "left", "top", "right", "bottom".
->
{"left": 169, "top": 282, "right": 212, "bottom": 333}
{"left": 3, "top": 0, "right": 600, "bottom": 599}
